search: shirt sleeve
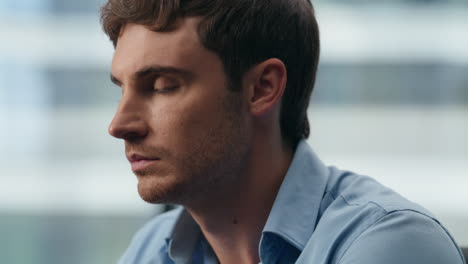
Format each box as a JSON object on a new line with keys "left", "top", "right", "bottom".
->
{"left": 337, "top": 210, "right": 465, "bottom": 264}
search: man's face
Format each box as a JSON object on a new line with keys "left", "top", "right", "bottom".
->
{"left": 109, "top": 18, "right": 251, "bottom": 204}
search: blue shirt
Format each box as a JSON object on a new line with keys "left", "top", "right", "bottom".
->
{"left": 118, "top": 140, "right": 465, "bottom": 264}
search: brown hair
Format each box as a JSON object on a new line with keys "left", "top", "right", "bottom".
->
{"left": 101, "top": 0, "right": 320, "bottom": 148}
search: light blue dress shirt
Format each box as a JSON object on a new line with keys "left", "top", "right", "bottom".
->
{"left": 118, "top": 140, "right": 465, "bottom": 264}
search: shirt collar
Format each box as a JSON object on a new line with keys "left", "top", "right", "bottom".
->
{"left": 261, "top": 140, "right": 329, "bottom": 250}
{"left": 165, "top": 140, "right": 329, "bottom": 261}
{"left": 165, "top": 208, "right": 201, "bottom": 264}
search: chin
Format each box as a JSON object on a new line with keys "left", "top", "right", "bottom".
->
{"left": 137, "top": 181, "right": 168, "bottom": 204}
{"left": 136, "top": 177, "right": 186, "bottom": 204}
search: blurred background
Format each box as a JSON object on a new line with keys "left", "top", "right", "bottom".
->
{"left": 0, "top": 0, "right": 467, "bottom": 263}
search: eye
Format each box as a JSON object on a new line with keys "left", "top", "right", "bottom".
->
{"left": 153, "top": 76, "right": 179, "bottom": 93}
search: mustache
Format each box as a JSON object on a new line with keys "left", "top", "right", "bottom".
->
{"left": 125, "top": 143, "right": 171, "bottom": 158}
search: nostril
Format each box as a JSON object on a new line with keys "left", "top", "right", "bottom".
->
{"left": 122, "top": 131, "right": 145, "bottom": 143}
{"left": 108, "top": 119, "right": 148, "bottom": 141}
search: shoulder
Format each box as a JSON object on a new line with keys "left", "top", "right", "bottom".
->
{"left": 337, "top": 210, "right": 465, "bottom": 264}
{"left": 118, "top": 208, "right": 182, "bottom": 264}
{"left": 304, "top": 168, "right": 465, "bottom": 264}
{"left": 319, "top": 167, "right": 437, "bottom": 222}
{"left": 323, "top": 167, "right": 432, "bottom": 214}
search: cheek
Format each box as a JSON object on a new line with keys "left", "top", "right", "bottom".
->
{"left": 149, "top": 97, "right": 223, "bottom": 145}
{"left": 177, "top": 102, "right": 223, "bottom": 140}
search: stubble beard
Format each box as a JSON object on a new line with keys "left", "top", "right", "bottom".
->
{"left": 133, "top": 91, "right": 250, "bottom": 206}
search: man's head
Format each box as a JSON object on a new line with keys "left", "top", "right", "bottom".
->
{"left": 101, "top": 0, "right": 320, "bottom": 205}
{"left": 101, "top": 0, "right": 320, "bottom": 147}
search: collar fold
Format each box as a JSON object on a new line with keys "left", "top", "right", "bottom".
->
{"left": 165, "top": 140, "right": 330, "bottom": 262}
{"left": 166, "top": 208, "right": 201, "bottom": 264}
{"left": 261, "top": 140, "right": 329, "bottom": 250}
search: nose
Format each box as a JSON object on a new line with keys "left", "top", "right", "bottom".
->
{"left": 108, "top": 95, "right": 148, "bottom": 141}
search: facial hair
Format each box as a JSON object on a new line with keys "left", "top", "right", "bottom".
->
{"left": 126, "top": 90, "right": 251, "bottom": 206}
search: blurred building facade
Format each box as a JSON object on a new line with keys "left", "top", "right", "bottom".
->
{"left": 0, "top": 0, "right": 467, "bottom": 263}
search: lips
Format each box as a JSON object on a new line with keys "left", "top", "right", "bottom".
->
{"left": 127, "top": 153, "right": 160, "bottom": 171}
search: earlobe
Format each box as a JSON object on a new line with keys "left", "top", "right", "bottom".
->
{"left": 248, "top": 58, "right": 287, "bottom": 116}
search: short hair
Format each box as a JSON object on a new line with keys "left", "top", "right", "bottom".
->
{"left": 101, "top": 0, "right": 320, "bottom": 148}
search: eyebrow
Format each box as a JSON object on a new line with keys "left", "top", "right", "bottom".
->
{"left": 110, "top": 65, "right": 195, "bottom": 86}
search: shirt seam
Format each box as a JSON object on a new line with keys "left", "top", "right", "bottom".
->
{"left": 334, "top": 209, "right": 396, "bottom": 264}
{"left": 330, "top": 189, "right": 389, "bottom": 213}
{"left": 321, "top": 191, "right": 388, "bottom": 264}
{"left": 326, "top": 187, "right": 392, "bottom": 218}
{"left": 335, "top": 209, "right": 466, "bottom": 264}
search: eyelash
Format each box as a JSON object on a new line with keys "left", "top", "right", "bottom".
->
{"left": 153, "top": 85, "right": 179, "bottom": 93}
{"left": 153, "top": 76, "right": 179, "bottom": 93}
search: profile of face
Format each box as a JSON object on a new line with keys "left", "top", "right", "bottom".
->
{"left": 109, "top": 18, "right": 251, "bottom": 205}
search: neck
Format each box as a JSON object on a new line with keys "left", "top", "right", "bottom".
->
{"left": 185, "top": 136, "right": 293, "bottom": 264}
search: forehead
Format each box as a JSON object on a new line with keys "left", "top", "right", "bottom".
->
{"left": 111, "top": 18, "right": 204, "bottom": 78}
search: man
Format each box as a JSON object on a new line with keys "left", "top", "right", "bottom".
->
{"left": 101, "top": 0, "right": 465, "bottom": 263}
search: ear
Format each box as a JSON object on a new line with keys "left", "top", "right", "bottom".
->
{"left": 245, "top": 58, "right": 287, "bottom": 117}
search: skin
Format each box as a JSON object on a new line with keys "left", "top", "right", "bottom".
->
{"left": 109, "top": 17, "right": 292, "bottom": 264}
